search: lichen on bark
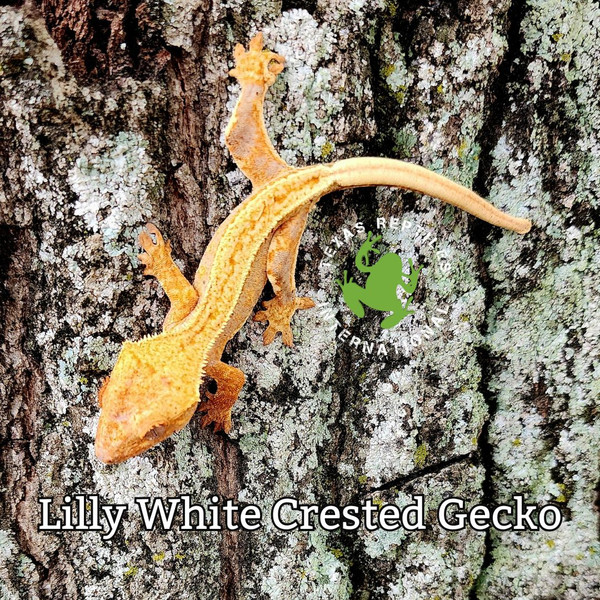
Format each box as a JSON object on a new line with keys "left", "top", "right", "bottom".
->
{"left": 0, "top": 0, "right": 598, "bottom": 599}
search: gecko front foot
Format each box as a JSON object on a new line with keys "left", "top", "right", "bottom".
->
{"left": 229, "top": 32, "right": 285, "bottom": 87}
{"left": 138, "top": 223, "right": 172, "bottom": 277}
{"left": 199, "top": 395, "right": 233, "bottom": 433}
{"left": 253, "top": 296, "right": 315, "bottom": 347}
{"left": 198, "top": 362, "right": 245, "bottom": 434}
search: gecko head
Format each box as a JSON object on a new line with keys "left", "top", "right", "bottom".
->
{"left": 94, "top": 339, "right": 199, "bottom": 464}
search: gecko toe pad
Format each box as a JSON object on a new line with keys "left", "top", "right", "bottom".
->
{"left": 198, "top": 363, "right": 244, "bottom": 434}
{"left": 198, "top": 392, "right": 233, "bottom": 434}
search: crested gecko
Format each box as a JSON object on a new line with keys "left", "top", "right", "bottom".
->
{"left": 95, "top": 33, "right": 531, "bottom": 464}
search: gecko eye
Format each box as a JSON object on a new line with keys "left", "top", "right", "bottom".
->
{"left": 144, "top": 424, "right": 166, "bottom": 441}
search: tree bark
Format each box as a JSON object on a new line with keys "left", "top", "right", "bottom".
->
{"left": 1, "top": 0, "right": 598, "bottom": 598}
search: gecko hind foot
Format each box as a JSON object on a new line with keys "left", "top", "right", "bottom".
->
{"left": 253, "top": 296, "right": 315, "bottom": 347}
{"left": 229, "top": 32, "right": 285, "bottom": 87}
{"left": 138, "top": 223, "right": 172, "bottom": 277}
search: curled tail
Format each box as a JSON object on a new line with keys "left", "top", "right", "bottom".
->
{"left": 327, "top": 157, "right": 531, "bottom": 234}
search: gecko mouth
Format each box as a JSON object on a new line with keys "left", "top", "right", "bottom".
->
{"left": 95, "top": 401, "right": 198, "bottom": 464}
{"left": 95, "top": 429, "right": 161, "bottom": 464}
{"left": 95, "top": 421, "right": 168, "bottom": 464}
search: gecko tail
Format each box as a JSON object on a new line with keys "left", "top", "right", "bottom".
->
{"left": 327, "top": 157, "right": 531, "bottom": 234}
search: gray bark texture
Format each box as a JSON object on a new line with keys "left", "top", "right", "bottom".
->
{"left": 1, "top": 0, "right": 599, "bottom": 598}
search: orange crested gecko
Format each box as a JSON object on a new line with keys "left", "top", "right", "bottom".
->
{"left": 95, "top": 33, "right": 531, "bottom": 464}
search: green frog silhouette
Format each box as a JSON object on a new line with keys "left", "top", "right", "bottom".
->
{"left": 336, "top": 231, "right": 422, "bottom": 329}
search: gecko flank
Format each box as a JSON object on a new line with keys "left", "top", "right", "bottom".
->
{"left": 95, "top": 33, "right": 531, "bottom": 464}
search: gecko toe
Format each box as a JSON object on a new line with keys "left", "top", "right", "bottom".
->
{"left": 263, "top": 326, "right": 277, "bottom": 345}
{"left": 249, "top": 32, "right": 264, "bottom": 51}
{"left": 253, "top": 310, "right": 268, "bottom": 323}
{"left": 233, "top": 43, "right": 245, "bottom": 60}
{"left": 256, "top": 295, "right": 315, "bottom": 345}
{"left": 295, "top": 296, "right": 315, "bottom": 310}
{"left": 199, "top": 408, "right": 232, "bottom": 433}
{"left": 281, "top": 326, "right": 294, "bottom": 347}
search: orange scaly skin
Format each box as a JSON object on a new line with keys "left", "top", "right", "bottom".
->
{"left": 94, "top": 34, "right": 531, "bottom": 464}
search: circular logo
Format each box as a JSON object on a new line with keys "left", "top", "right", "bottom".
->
{"left": 317, "top": 216, "right": 452, "bottom": 360}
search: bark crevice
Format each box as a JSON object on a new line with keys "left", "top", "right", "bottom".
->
{"left": 369, "top": 452, "right": 477, "bottom": 494}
